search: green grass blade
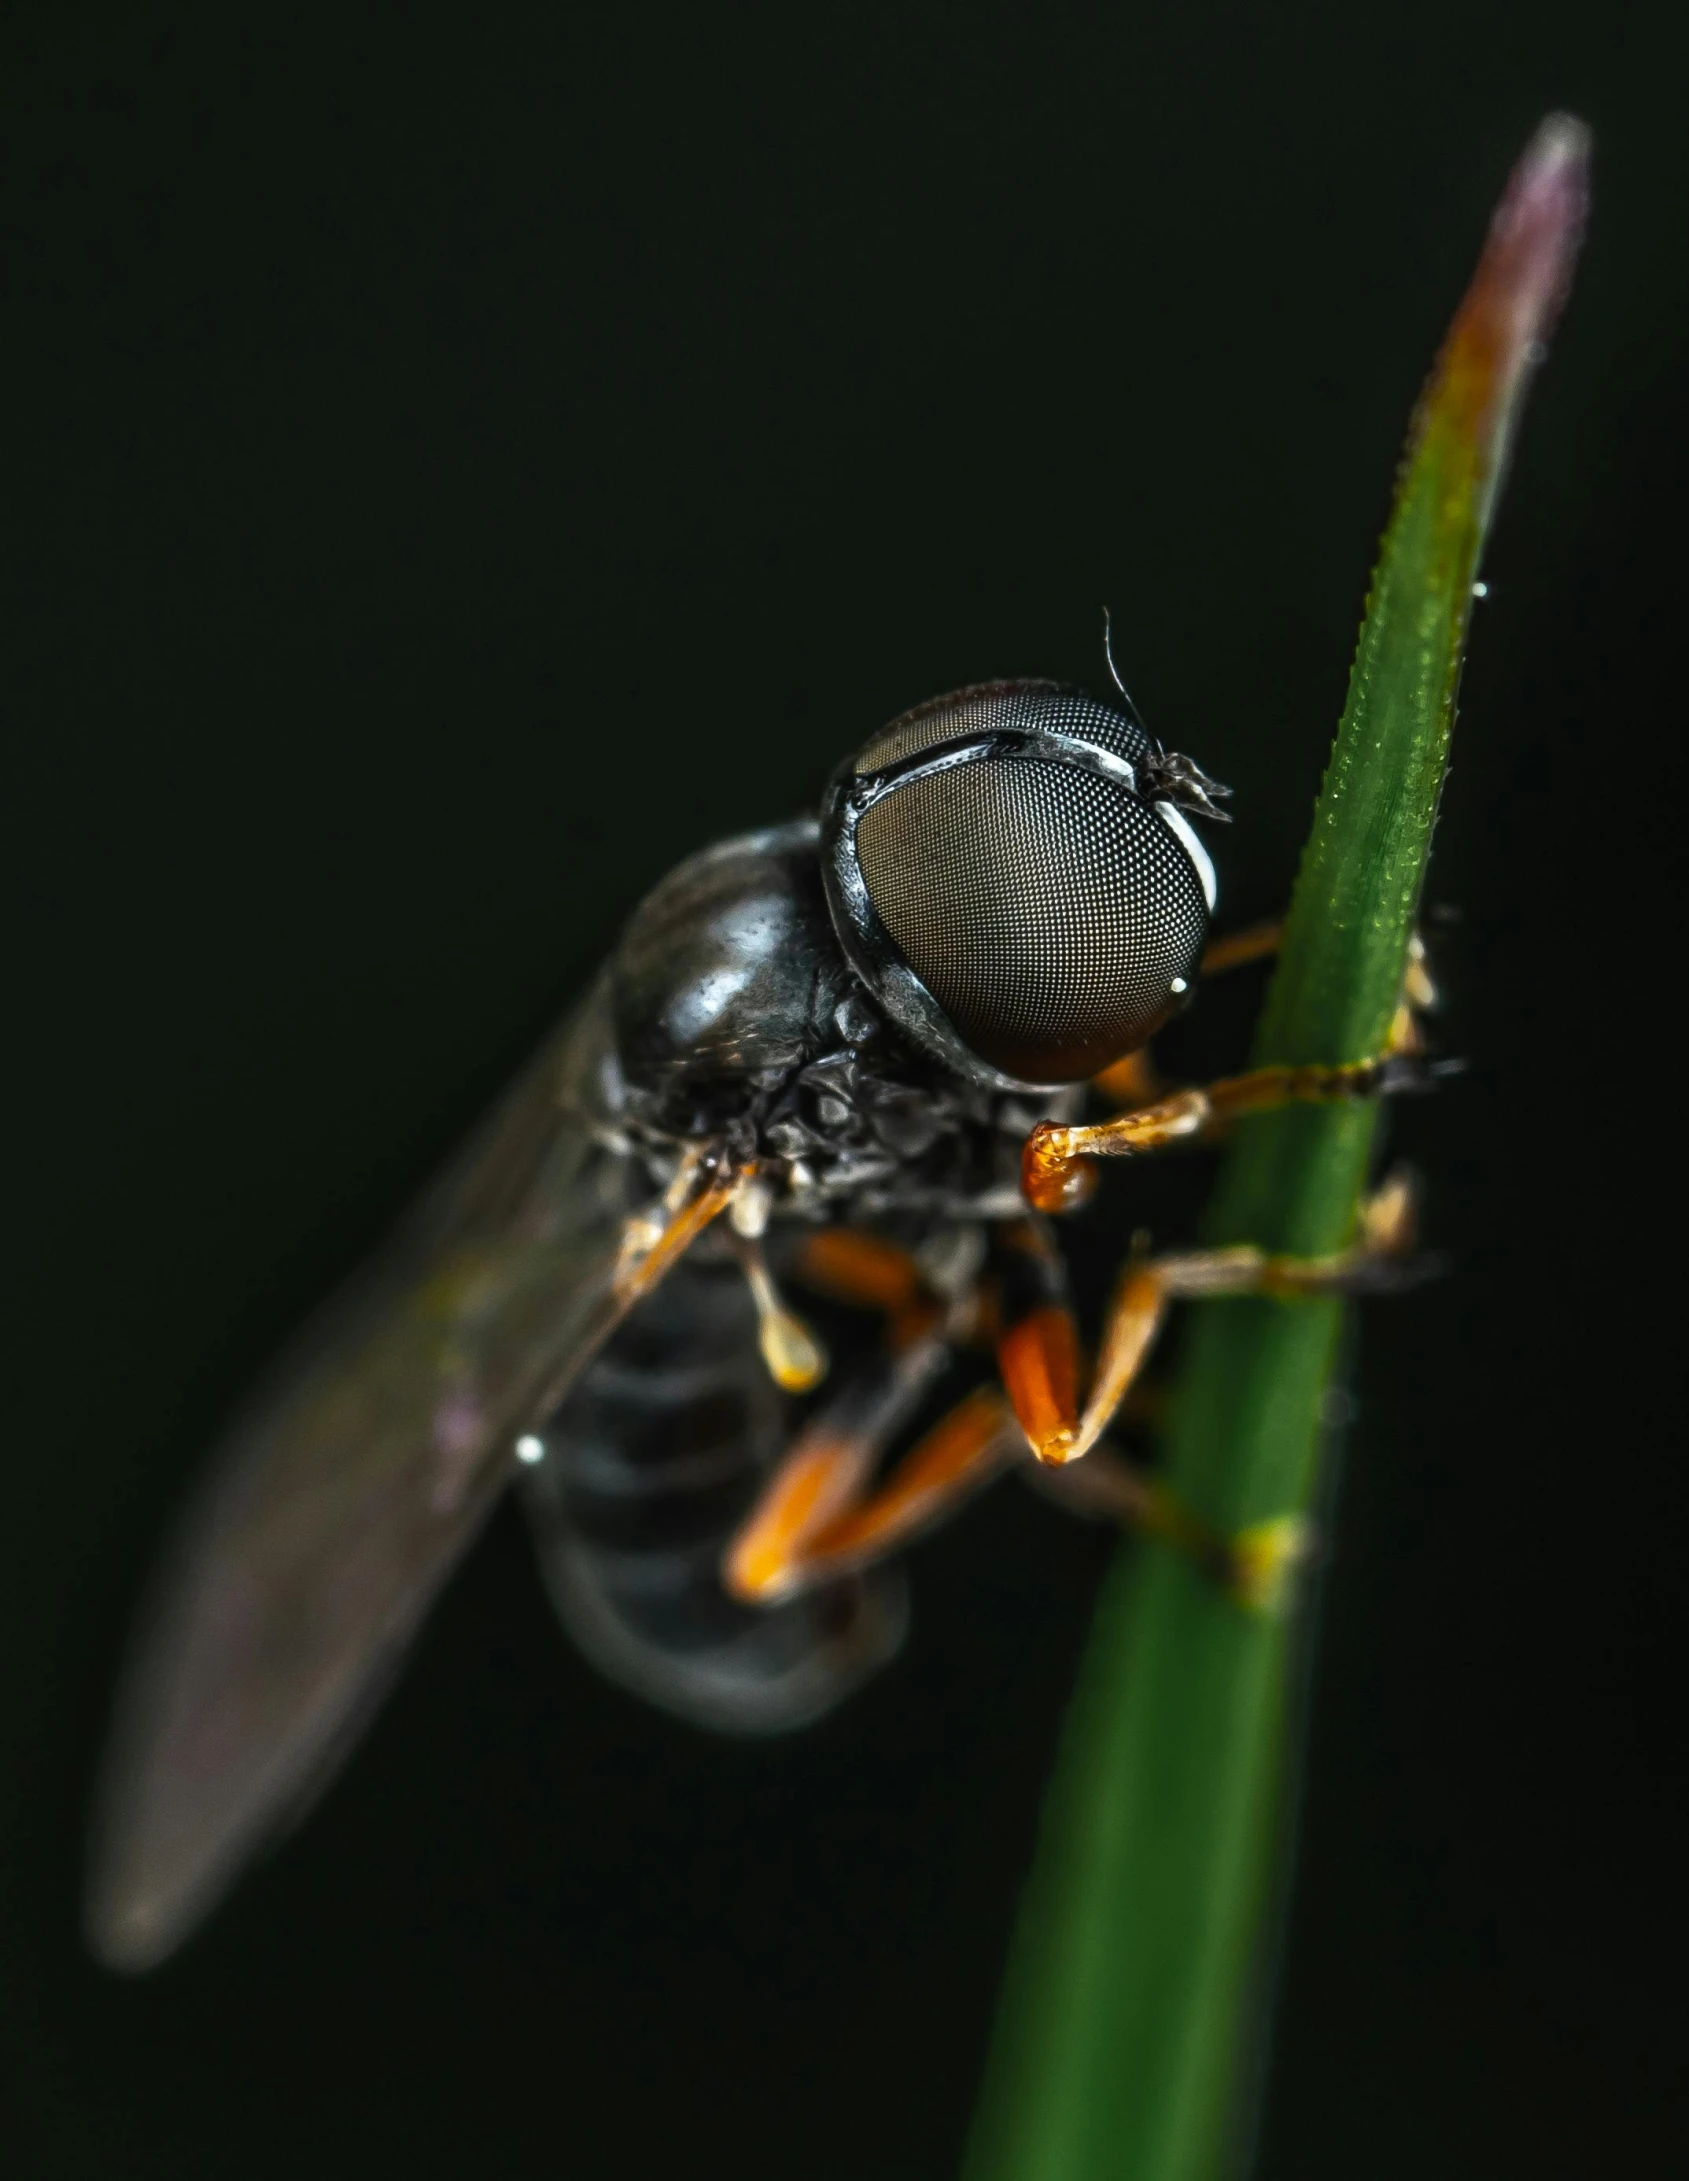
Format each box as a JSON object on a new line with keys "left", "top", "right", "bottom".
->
{"left": 965, "top": 116, "right": 1590, "bottom": 2181}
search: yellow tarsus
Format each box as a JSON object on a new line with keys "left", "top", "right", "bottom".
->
{"left": 1226, "top": 1514, "right": 1312, "bottom": 1616}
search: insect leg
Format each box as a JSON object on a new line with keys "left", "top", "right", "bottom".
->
{"left": 724, "top": 1370, "right": 1018, "bottom": 1603}
{"left": 719, "top": 1175, "right": 1415, "bottom": 1612}
{"left": 722, "top": 1329, "right": 967, "bottom": 1602}
{"left": 1089, "top": 1047, "right": 1162, "bottom": 1109}
{"left": 1385, "top": 929, "right": 1438, "bottom": 1056}
{"left": 1029, "top": 1443, "right": 1300, "bottom": 1613}
{"left": 788, "top": 1227, "right": 940, "bottom": 1346}
{"left": 1062, "top": 1167, "right": 1421, "bottom": 1463}
{"left": 1198, "top": 916, "right": 1285, "bottom": 977}
{"left": 990, "top": 1217, "right": 1086, "bottom": 1465}
{"left": 781, "top": 1388, "right": 1019, "bottom": 1584}
{"left": 610, "top": 1142, "right": 751, "bottom": 1305}
{"left": 1088, "top": 920, "right": 1288, "bottom": 1106}
{"left": 1197, "top": 918, "right": 1437, "bottom": 996}
{"left": 1023, "top": 1040, "right": 1448, "bottom": 1212}
{"left": 987, "top": 1214, "right": 1210, "bottom": 1474}
{"left": 996, "top": 1172, "right": 1421, "bottom": 1604}
{"left": 1077, "top": 929, "right": 1431, "bottom": 1195}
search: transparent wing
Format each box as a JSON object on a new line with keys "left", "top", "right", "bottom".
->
{"left": 87, "top": 976, "right": 738, "bottom": 1970}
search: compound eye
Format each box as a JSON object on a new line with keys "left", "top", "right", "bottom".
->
{"left": 853, "top": 757, "right": 1209, "bottom": 1083}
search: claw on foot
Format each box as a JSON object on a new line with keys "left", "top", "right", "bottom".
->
{"left": 1226, "top": 1513, "right": 1313, "bottom": 1615}
{"left": 1360, "top": 1166, "right": 1419, "bottom": 1256}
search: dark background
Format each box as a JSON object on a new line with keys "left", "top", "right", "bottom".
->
{"left": 5, "top": 6, "right": 1684, "bottom": 2176}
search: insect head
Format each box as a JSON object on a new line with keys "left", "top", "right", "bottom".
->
{"left": 820, "top": 675, "right": 1230, "bottom": 1090}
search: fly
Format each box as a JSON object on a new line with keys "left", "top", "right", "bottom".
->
{"left": 86, "top": 628, "right": 1437, "bottom": 1970}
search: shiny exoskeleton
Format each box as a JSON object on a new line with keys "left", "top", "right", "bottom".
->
{"left": 90, "top": 663, "right": 1424, "bottom": 1970}
{"left": 521, "top": 816, "right": 1078, "bottom": 1731}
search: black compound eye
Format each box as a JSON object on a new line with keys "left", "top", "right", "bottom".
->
{"left": 823, "top": 683, "right": 1217, "bottom": 1087}
{"left": 855, "top": 758, "right": 1208, "bottom": 1083}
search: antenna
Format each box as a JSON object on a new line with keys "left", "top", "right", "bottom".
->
{"left": 1100, "top": 607, "right": 1143, "bottom": 723}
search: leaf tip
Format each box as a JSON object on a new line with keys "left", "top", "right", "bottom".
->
{"left": 1419, "top": 111, "right": 1591, "bottom": 499}
{"left": 1489, "top": 111, "right": 1592, "bottom": 338}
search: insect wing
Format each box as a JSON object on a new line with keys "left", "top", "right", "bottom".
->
{"left": 87, "top": 978, "right": 647, "bottom": 1970}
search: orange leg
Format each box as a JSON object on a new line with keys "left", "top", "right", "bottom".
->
{"left": 1090, "top": 1047, "right": 1163, "bottom": 1109}
{"left": 1089, "top": 923, "right": 1285, "bottom": 1110}
{"left": 724, "top": 1172, "right": 1414, "bottom": 1613}
{"left": 1089, "top": 926, "right": 1284, "bottom": 1110}
{"left": 1198, "top": 919, "right": 1437, "bottom": 998}
{"left": 1086, "top": 924, "right": 1440, "bottom": 1195}
{"left": 724, "top": 1324, "right": 953, "bottom": 1601}
{"left": 1199, "top": 917, "right": 1284, "bottom": 977}
{"left": 790, "top": 1226, "right": 925, "bottom": 1313}
{"left": 723, "top": 1329, "right": 1013, "bottom": 1602}
{"left": 1027, "top": 1443, "right": 1304, "bottom": 1612}
{"left": 800, "top": 1388, "right": 1018, "bottom": 1576}
{"left": 991, "top": 1219, "right": 1084, "bottom": 1463}
{"left": 987, "top": 1174, "right": 1418, "bottom": 1606}
{"left": 611, "top": 1144, "right": 752, "bottom": 1304}
{"left": 787, "top": 1226, "right": 945, "bottom": 1345}
{"left": 726, "top": 1223, "right": 1025, "bottom": 1601}
{"left": 1072, "top": 925, "right": 1441, "bottom": 1201}
{"left": 995, "top": 1173, "right": 1419, "bottom": 1472}
{"left": 725, "top": 1146, "right": 1419, "bottom": 1609}
{"left": 1028, "top": 1440, "right": 1230, "bottom": 1571}
{"left": 1090, "top": 921, "right": 1287, "bottom": 1109}
{"left": 787, "top": 1223, "right": 995, "bottom": 1353}
{"left": 1023, "top": 1049, "right": 1441, "bottom": 1213}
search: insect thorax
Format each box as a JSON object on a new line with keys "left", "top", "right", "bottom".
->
{"left": 602, "top": 821, "right": 1074, "bottom": 1223}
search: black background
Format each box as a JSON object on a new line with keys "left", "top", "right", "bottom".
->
{"left": 6, "top": 6, "right": 1684, "bottom": 2177}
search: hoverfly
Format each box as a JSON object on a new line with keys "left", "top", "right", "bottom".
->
{"left": 88, "top": 628, "right": 1428, "bottom": 1970}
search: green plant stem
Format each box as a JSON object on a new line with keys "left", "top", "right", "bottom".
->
{"left": 965, "top": 115, "right": 1589, "bottom": 2181}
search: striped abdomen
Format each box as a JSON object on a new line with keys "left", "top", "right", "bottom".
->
{"left": 519, "top": 1247, "right": 907, "bottom": 1732}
